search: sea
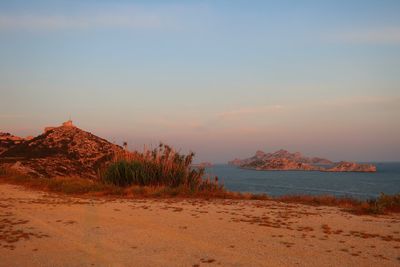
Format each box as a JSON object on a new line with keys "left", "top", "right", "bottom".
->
{"left": 205, "top": 163, "right": 400, "bottom": 200}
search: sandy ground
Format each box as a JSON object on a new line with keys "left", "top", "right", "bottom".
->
{"left": 0, "top": 184, "right": 399, "bottom": 267}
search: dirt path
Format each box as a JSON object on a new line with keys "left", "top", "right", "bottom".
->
{"left": 0, "top": 184, "right": 399, "bottom": 266}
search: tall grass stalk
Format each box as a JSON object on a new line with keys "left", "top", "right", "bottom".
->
{"left": 100, "top": 143, "right": 222, "bottom": 193}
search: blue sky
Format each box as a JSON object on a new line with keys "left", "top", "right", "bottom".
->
{"left": 1, "top": 0, "right": 399, "bottom": 162}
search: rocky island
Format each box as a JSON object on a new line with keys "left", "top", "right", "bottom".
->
{"left": 229, "top": 149, "right": 376, "bottom": 172}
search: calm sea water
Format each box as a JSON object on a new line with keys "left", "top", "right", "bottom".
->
{"left": 205, "top": 163, "right": 400, "bottom": 200}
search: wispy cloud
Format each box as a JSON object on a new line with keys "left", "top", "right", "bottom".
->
{"left": 327, "top": 27, "right": 400, "bottom": 45}
{"left": 318, "top": 95, "right": 400, "bottom": 109}
{"left": 216, "top": 96, "right": 398, "bottom": 121}
{"left": 217, "top": 105, "right": 283, "bottom": 119}
{"left": 0, "top": 6, "right": 176, "bottom": 31}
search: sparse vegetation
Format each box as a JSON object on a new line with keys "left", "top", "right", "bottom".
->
{"left": 366, "top": 193, "right": 400, "bottom": 214}
{"left": 0, "top": 170, "right": 123, "bottom": 195}
{"left": 276, "top": 193, "right": 400, "bottom": 214}
{"left": 0, "top": 164, "right": 265, "bottom": 199}
{"left": 1, "top": 148, "right": 399, "bottom": 214}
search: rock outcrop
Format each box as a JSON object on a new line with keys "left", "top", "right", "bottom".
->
{"left": 230, "top": 150, "right": 376, "bottom": 172}
{"left": 230, "top": 150, "right": 332, "bottom": 167}
{"left": 325, "top": 161, "right": 376, "bottom": 172}
{"left": 0, "top": 122, "right": 124, "bottom": 178}
{"left": 0, "top": 132, "right": 27, "bottom": 155}
{"left": 242, "top": 158, "right": 321, "bottom": 171}
{"left": 228, "top": 158, "right": 243, "bottom": 166}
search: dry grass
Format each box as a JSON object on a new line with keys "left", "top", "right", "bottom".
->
{"left": 1, "top": 166, "right": 399, "bottom": 214}
{"left": 276, "top": 194, "right": 400, "bottom": 215}
{"left": 100, "top": 143, "right": 223, "bottom": 193}
{"left": 0, "top": 166, "right": 265, "bottom": 199}
{"left": 0, "top": 169, "right": 123, "bottom": 196}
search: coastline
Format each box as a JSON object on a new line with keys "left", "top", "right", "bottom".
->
{"left": 204, "top": 164, "right": 400, "bottom": 200}
{"left": 238, "top": 166, "right": 377, "bottom": 173}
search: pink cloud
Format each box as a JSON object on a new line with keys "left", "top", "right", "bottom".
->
{"left": 217, "top": 105, "right": 283, "bottom": 119}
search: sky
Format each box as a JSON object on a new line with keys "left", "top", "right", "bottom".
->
{"left": 0, "top": 0, "right": 400, "bottom": 163}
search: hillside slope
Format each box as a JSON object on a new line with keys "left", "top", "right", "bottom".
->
{"left": 0, "top": 123, "right": 123, "bottom": 178}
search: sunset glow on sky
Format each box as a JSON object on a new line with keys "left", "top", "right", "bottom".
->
{"left": 1, "top": 1, "right": 399, "bottom": 162}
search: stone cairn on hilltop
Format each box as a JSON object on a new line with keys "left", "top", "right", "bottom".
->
{"left": 44, "top": 119, "right": 74, "bottom": 133}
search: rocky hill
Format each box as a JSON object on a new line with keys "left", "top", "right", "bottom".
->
{"left": 0, "top": 122, "right": 124, "bottom": 178}
{"left": 229, "top": 150, "right": 376, "bottom": 172}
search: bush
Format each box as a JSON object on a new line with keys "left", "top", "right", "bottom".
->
{"left": 100, "top": 143, "right": 222, "bottom": 193}
{"left": 366, "top": 193, "right": 400, "bottom": 214}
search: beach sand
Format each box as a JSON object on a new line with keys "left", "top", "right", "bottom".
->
{"left": 0, "top": 183, "right": 399, "bottom": 267}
